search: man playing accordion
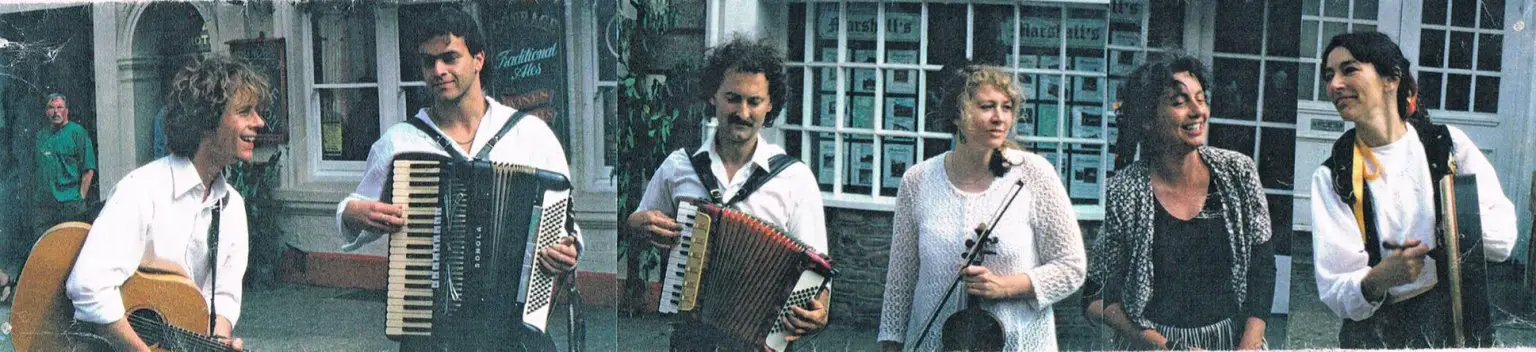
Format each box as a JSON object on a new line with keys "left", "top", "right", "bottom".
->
{"left": 626, "top": 36, "right": 831, "bottom": 351}
{"left": 335, "top": 6, "right": 580, "bottom": 351}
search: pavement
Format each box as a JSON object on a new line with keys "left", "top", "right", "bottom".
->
{"left": 6, "top": 232, "right": 1536, "bottom": 351}
{"left": 1286, "top": 232, "right": 1536, "bottom": 349}
{"left": 0, "top": 283, "right": 617, "bottom": 352}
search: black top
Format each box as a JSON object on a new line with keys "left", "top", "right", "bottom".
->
{"left": 1143, "top": 181, "right": 1270, "bottom": 328}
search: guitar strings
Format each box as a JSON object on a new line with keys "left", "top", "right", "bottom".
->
{"left": 126, "top": 314, "right": 233, "bottom": 351}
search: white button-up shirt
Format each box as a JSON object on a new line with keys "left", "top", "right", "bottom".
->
{"left": 635, "top": 135, "right": 828, "bottom": 254}
{"left": 66, "top": 156, "right": 249, "bottom": 325}
{"left": 336, "top": 97, "right": 579, "bottom": 251}
{"left": 1310, "top": 124, "right": 1516, "bottom": 321}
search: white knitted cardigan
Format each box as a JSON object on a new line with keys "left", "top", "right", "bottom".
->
{"left": 879, "top": 149, "right": 1087, "bottom": 351}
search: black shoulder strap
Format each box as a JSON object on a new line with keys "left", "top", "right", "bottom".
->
{"left": 1411, "top": 119, "right": 1454, "bottom": 181}
{"left": 206, "top": 195, "right": 227, "bottom": 335}
{"left": 727, "top": 154, "right": 801, "bottom": 207}
{"left": 405, "top": 117, "right": 463, "bottom": 161}
{"left": 405, "top": 110, "right": 528, "bottom": 161}
{"left": 688, "top": 148, "right": 804, "bottom": 207}
{"left": 1323, "top": 128, "right": 1359, "bottom": 204}
{"left": 687, "top": 148, "right": 724, "bottom": 204}
{"left": 475, "top": 110, "right": 528, "bottom": 160}
{"left": 1323, "top": 128, "right": 1385, "bottom": 265}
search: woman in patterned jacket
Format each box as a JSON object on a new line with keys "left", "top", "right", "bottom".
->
{"left": 1088, "top": 54, "right": 1275, "bottom": 350}
{"left": 878, "top": 64, "right": 1086, "bottom": 351}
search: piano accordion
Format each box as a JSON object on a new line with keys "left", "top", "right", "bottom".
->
{"left": 383, "top": 152, "right": 572, "bottom": 347}
{"left": 659, "top": 199, "right": 835, "bottom": 351}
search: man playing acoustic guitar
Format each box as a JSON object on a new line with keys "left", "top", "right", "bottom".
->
{"left": 65, "top": 56, "right": 268, "bottom": 351}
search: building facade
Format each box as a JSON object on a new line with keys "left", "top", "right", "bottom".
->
{"left": 0, "top": 0, "right": 620, "bottom": 304}
{"left": 655, "top": 0, "right": 1536, "bottom": 336}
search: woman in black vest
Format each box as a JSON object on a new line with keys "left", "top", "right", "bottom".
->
{"left": 1088, "top": 54, "right": 1274, "bottom": 350}
{"left": 1308, "top": 31, "right": 1517, "bottom": 349}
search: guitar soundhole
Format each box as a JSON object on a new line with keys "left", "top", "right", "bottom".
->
{"left": 127, "top": 309, "right": 170, "bottom": 348}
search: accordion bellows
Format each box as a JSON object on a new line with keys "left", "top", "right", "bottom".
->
{"left": 661, "top": 200, "right": 835, "bottom": 351}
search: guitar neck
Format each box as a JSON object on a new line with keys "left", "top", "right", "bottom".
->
{"left": 131, "top": 320, "right": 241, "bottom": 352}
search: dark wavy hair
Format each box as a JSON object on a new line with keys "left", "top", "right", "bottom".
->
{"left": 1321, "top": 31, "right": 1428, "bottom": 125}
{"left": 164, "top": 56, "right": 271, "bottom": 158}
{"left": 699, "top": 36, "right": 788, "bottom": 126}
{"left": 407, "top": 5, "right": 486, "bottom": 55}
{"left": 1113, "top": 53, "right": 1210, "bottom": 170}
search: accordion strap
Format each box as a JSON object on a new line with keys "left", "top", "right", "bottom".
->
{"left": 405, "top": 110, "right": 529, "bottom": 161}
{"left": 688, "top": 148, "right": 801, "bottom": 207}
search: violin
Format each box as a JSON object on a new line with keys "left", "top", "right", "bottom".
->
{"left": 938, "top": 226, "right": 1005, "bottom": 351}
{"left": 911, "top": 179, "right": 1026, "bottom": 351}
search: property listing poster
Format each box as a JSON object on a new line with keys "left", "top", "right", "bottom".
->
{"left": 818, "top": 94, "right": 838, "bottom": 126}
{"left": 820, "top": 51, "right": 838, "bottom": 90}
{"left": 1015, "top": 105, "right": 1036, "bottom": 137}
{"left": 817, "top": 136, "right": 836, "bottom": 187}
{"left": 883, "top": 141, "right": 916, "bottom": 189}
{"left": 886, "top": 68, "right": 918, "bottom": 94}
{"left": 885, "top": 97, "right": 917, "bottom": 131}
{"left": 850, "top": 95, "right": 875, "bottom": 128}
{"left": 1071, "top": 107, "right": 1104, "bottom": 139}
{"left": 1069, "top": 152, "right": 1102, "bottom": 200}
{"left": 845, "top": 140, "right": 875, "bottom": 187}
{"left": 887, "top": 49, "right": 919, "bottom": 67}
{"left": 1036, "top": 104, "right": 1060, "bottom": 137}
{"left": 1040, "top": 75, "right": 1062, "bottom": 101}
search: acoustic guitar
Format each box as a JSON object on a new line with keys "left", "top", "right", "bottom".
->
{"left": 8, "top": 222, "right": 242, "bottom": 351}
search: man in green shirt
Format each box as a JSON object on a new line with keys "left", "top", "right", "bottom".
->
{"left": 34, "top": 93, "right": 96, "bottom": 234}
{"left": 2, "top": 93, "right": 97, "bottom": 303}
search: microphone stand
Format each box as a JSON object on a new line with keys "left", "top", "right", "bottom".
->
{"left": 911, "top": 178, "right": 1027, "bottom": 351}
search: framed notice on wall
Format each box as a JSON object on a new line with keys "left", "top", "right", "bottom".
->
{"left": 228, "top": 37, "right": 287, "bottom": 144}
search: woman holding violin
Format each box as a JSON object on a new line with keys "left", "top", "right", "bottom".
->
{"left": 878, "top": 64, "right": 1086, "bottom": 351}
{"left": 1088, "top": 54, "right": 1274, "bottom": 350}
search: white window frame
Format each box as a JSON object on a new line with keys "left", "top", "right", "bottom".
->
{"left": 298, "top": 4, "right": 411, "bottom": 184}
{"left": 741, "top": 1, "right": 1312, "bottom": 223}
{"left": 1408, "top": 0, "right": 1506, "bottom": 126}
{"left": 1204, "top": 0, "right": 1301, "bottom": 200}
{"left": 575, "top": 0, "right": 618, "bottom": 193}
{"left": 293, "top": 2, "right": 614, "bottom": 197}
{"left": 770, "top": 1, "right": 1147, "bottom": 220}
{"left": 1298, "top": 0, "right": 1381, "bottom": 105}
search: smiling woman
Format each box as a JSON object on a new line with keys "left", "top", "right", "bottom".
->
{"left": 1089, "top": 54, "right": 1276, "bottom": 351}
{"left": 1307, "top": 31, "right": 1518, "bottom": 349}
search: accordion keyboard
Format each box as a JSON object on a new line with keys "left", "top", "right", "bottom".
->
{"left": 386, "top": 159, "right": 444, "bottom": 336}
{"left": 660, "top": 202, "right": 710, "bottom": 313}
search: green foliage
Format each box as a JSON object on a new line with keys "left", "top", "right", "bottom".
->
{"left": 614, "top": 1, "right": 705, "bottom": 312}
{"left": 225, "top": 148, "right": 285, "bottom": 286}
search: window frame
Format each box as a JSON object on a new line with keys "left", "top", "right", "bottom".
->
{"left": 768, "top": 1, "right": 1167, "bottom": 220}
{"left": 292, "top": 2, "right": 615, "bottom": 197}
{"left": 1205, "top": 0, "right": 1302, "bottom": 199}
{"left": 299, "top": 4, "right": 409, "bottom": 182}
